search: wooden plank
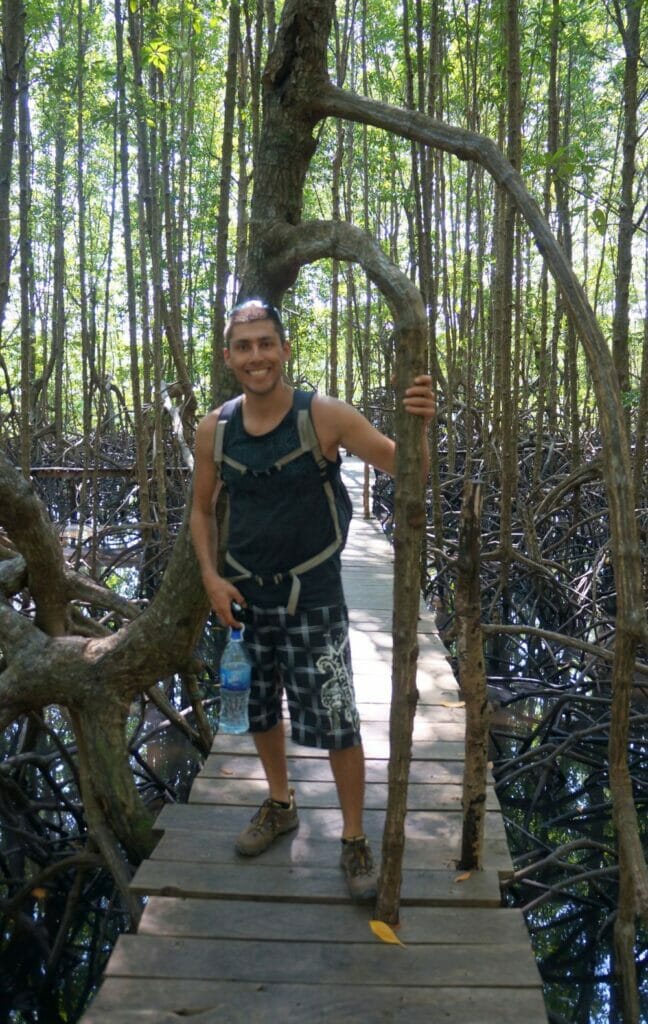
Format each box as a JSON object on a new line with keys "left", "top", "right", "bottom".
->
{"left": 213, "top": 719, "right": 469, "bottom": 748}
{"left": 152, "top": 802, "right": 508, "bottom": 841}
{"left": 208, "top": 732, "right": 467, "bottom": 760}
{"left": 84, "top": 979, "right": 549, "bottom": 1024}
{"left": 104, "top": 934, "right": 542, "bottom": 988}
{"left": 130, "top": 860, "right": 505, "bottom": 906}
{"left": 137, "top": 896, "right": 534, "bottom": 945}
{"left": 198, "top": 754, "right": 468, "bottom": 784}
{"left": 187, "top": 777, "right": 501, "bottom": 811}
{"left": 148, "top": 826, "right": 510, "bottom": 871}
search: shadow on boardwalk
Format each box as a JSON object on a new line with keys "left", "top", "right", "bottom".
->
{"left": 82, "top": 457, "right": 547, "bottom": 1023}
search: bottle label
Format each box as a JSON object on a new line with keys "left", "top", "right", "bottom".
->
{"left": 221, "top": 666, "right": 251, "bottom": 692}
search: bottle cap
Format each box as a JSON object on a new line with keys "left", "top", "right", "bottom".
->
{"left": 230, "top": 627, "right": 242, "bottom": 641}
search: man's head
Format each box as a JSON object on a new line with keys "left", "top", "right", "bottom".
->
{"left": 224, "top": 299, "right": 286, "bottom": 347}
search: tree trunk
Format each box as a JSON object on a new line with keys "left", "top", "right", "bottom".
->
{"left": 611, "top": 0, "right": 641, "bottom": 399}
{"left": 17, "top": 5, "right": 32, "bottom": 478}
{"left": 456, "top": 481, "right": 490, "bottom": 870}
{"left": 0, "top": 0, "right": 23, "bottom": 334}
{"left": 115, "top": 0, "right": 152, "bottom": 546}
{"left": 212, "top": 0, "right": 240, "bottom": 404}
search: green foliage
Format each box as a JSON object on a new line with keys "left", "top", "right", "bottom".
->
{"left": 0, "top": 0, "right": 645, "bottom": 447}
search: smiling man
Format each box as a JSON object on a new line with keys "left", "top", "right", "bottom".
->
{"left": 190, "top": 298, "right": 434, "bottom": 902}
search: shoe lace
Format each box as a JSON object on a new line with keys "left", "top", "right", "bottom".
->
{"left": 348, "top": 841, "right": 374, "bottom": 876}
{"left": 252, "top": 797, "right": 288, "bottom": 831}
{"left": 251, "top": 799, "right": 274, "bottom": 829}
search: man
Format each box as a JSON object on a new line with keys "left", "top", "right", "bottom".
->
{"left": 190, "top": 299, "right": 434, "bottom": 901}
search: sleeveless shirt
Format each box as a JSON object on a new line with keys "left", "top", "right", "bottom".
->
{"left": 219, "top": 392, "right": 352, "bottom": 609}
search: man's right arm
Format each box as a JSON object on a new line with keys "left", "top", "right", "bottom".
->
{"left": 190, "top": 411, "right": 245, "bottom": 628}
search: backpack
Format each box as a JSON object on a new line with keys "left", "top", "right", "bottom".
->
{"left": 213, "top": 390, "right": 352, "bottom": 614}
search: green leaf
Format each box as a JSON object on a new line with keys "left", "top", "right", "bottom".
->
{"left": 592, "top": 208, "right": 607, "bottom": 236}
{"left": 143, "top": 39, "right": 171, "bottom": 74}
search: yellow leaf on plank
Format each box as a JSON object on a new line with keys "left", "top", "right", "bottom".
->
{"left": 441, "top": 700, "right": 465, "bottom": 708}
{"left": 454, "top": 871, "right": 472, "bottom": 882}
{"left": 369, "top": 920, "right": 406, "bottom": 947}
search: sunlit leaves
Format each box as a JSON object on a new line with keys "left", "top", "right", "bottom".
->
{"left": 142, "top": 38, "right": 171, "bottom": 73}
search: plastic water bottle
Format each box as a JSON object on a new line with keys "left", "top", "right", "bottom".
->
{"left": 219, "top": 627, "right": 251, "bottom": 734}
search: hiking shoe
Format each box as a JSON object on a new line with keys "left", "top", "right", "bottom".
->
{"left": 235, "top": 789, "right": 299, "bottom": 856}
{"left": 340, "top": 836, "right": 378, "bottom": 902}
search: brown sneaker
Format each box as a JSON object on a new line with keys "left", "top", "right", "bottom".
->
{"left": 235, "top": 789, "right": 299, "bottom": 856}
{"left": 340, "top": 836, "right": 378, "bottom": 902}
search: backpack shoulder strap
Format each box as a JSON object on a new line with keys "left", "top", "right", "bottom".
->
{"left": 213, "top": 395, "right": 246, "bottom": 473}
{"left": 293, "top": 390, "right": 328, "bottom": 478}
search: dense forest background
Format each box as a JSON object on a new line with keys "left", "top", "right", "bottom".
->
{"left": 0, "top": 0, "right": 647, "bottom": 1021}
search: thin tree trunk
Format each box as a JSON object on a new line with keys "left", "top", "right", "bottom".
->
{"left": 115, "top": 0, "right": 152, "bottom": 546}
{"left": 611, "top": 0, "right": 641, "bottom": 399}
{"left": 632, "top": 229, "right": 648, "bottom": 502}
{"left": 0, "top": 0, "right": 23, "bottom": 334}
{"left": 52, "top": 10, "right": 67, "bottom": 453}
{"left": 456, "top": 481, "right": 489, "bottom": 869}
{"left": 212, "top": 0, "right": 240, "bottom": 404}
{"left": 17, "top": 8, "right": 32, "bottom": 477}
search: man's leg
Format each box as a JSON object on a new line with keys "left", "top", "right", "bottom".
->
{"left": 329, "top": 742, "right": 366, "bottom": 839}
{"left": 236, "top": 723, "right": 298, "bottom": 855}
{"left": 253, "top": 721, "right": 291, "bottom": 804}
{"left": 331, "top": 742, "right": 377, "bottom": 902}
{"left": 235, "top": 609, "right": 298, "bottom": 856}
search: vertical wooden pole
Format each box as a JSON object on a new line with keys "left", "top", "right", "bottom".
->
{"left": 375, "top": 318, "right": 427, "bottom": 924}
{"left": 456, "top": 480, "right": 490, "bottom": 870}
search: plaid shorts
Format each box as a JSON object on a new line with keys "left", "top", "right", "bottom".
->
{"left": 240, "top": 604, "right": 361, "bottom": 750}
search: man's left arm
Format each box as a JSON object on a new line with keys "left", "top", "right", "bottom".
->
{"left": 313, "top": 376, "right": 435, "bottom": 478}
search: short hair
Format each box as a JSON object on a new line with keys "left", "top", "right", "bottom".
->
{"left": 224, "top": 299, "right": 286, "bottom": 346}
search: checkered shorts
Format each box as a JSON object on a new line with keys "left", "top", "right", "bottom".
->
{"left": 240, "top": 604, "right": 361, "bottom": 750}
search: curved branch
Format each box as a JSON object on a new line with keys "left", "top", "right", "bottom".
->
{"left": 310, "top": 79, "right": 648, "bottom": 920}
{"left": 0, "top": 454, "right": 68, "bottom": 635}
{"left": 481, "top": 623, "right": 648, "bottom": 678}
{"left": 266, "top": 219, "right": 426, "bottom": 328}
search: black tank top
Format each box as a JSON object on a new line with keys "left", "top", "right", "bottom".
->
{"left": 220, "top": 392, "right": 351, "bottom": 609}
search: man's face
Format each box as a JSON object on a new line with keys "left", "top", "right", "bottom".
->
{"left": 224, "top": 317, "right": 290, "bottom": 396}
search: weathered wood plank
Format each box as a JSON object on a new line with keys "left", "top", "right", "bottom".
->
{"left": 148, "top": 826, "right": 510, "bottom": 871}
{"left": 104, "top": 934, "right": 542, "bottom": 987}
{"left": 316, "top": 700, "right": 465, "bottom": 721}
{"left": 129, "top": 860, "right": 505, "bottom": 906}
{"left": 188, "top": 777, "right": 501, "bottom": 811}
{"left": 152, "top": 802, "right": 509, "bottom": 841}
{"left": 208, "top": 732, "right": 467, "bottom": 760}
{"left": 83, "top": 979, "right": 549, "bottom": 1024}
{"left": 197, "top": 754, "right": 468, "bottom": 784}
{"left": 136, "top": 896, "right": 534, "bottom": 945}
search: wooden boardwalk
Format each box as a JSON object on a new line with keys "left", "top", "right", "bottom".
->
{"left": 83, "top": 457, "right": 547, "bottom": 1023}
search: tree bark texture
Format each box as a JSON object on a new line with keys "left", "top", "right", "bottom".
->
{"left": 0, "top": 0, "right": 24, "bottom": 334}
{"left": 211, "top": 0, "right": 240, "bottom": 405}
{"left": 611, "top": 0, "right": 642, "bottom": 398}
{"left": 456, "top": 481, "right": 490, "bottom": 870}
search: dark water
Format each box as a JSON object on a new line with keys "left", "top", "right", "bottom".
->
{"left": 0, "top": 697, "right": 210, "bottom": 1024}
{"left": 490, "top": 686, "right": 648, "bottom": 1023}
